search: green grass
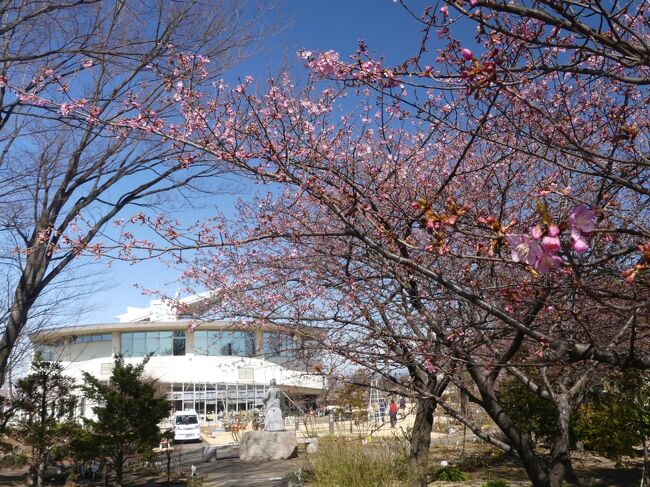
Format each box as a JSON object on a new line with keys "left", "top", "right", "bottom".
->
{"left": 431, "top": 465, "right": 469, "bottom": 481}
{"left": 0, "top": 452, "right": 28, "bottom": 468}
{"left": 302, "top": 438, "right": 414, "bottom": 487}
{"left": 481, "top": 480, "right": 511, "bottom": 487}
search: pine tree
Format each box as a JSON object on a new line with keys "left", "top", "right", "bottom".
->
{"left": 78, "top": 355, "right": 171, "bottom": 486}
{"left": 13, "top": 357, "right": 78, "bottom": 487}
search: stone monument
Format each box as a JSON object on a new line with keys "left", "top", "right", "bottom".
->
{"left": 239, "top": 379, "right": 297, "bottom": 462}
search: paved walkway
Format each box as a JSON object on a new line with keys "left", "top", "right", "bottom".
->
{"left": 173, "top": 442, "right": 299, "bottom": 487}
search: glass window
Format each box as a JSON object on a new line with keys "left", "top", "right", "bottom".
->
{"left": 175, "top": 414, "right": 198, "bottom": 425}
{"left": 132, "top": 332, "right": 146, "bottom": 357}
{"left": 159, "top": 331, "right": 173, "bottom": 356}
{"left": 36, "top": 344, "right": 56, "bottom": 361}
{"left": 121, "top": 331, "right": 179, "bottom": 357}
{"left": 263, "top": 332, "right": 294, "bottom": 357}
{"left": 146, "top": 331, "right": 160, "bottom": 355}
{"left": 194, "top": 330, "right": 255, "bottom": 357}
{"left": 173, "top": 331, "right": 185, "bottom": 356}
{"left": 229, "top": 331, "right": 255, "bottom": 357}
{"left": 194, "top": 331, "right": 207, "bottom": 355}
{"left": 72, "top": 333, "right": 112, "bottom": 344}
{"left": 120, "top": 333, "right": 133, "bottom": 357}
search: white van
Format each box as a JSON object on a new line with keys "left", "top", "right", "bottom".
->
{"left": 173, "top": 410, "right": 201, "bottom": 442}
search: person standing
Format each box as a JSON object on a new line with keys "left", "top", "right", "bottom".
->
{"left": 389, "top": 399, "right": 398, "bottom": 428}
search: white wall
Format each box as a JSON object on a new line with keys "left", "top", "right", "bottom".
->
{"left": 58, "top": 355, "right": 324, "bottom": 391}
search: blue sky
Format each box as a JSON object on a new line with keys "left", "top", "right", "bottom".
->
{"left": 79, "top": 0, "right": 464, "bottom": 324}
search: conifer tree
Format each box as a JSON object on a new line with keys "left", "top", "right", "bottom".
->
{"left": 13, "top": 357, "right": 78, "bottom": 487}
{"left": 79, "top": 355, "right": 171, "bottom": 487}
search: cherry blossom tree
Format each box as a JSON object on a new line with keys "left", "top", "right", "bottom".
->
{"left": 88, "top": 2, "right": 647, "bottom": 486}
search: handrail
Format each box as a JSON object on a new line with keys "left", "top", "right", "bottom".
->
{"left": 279, "top": 389, "right": 307, "bottom": 417}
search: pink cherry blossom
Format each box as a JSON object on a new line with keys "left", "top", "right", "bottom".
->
{"left": 506, "top": 234, "right": 542, "bottom": 267}
{"left": 461, "top": 48, "right": 473, "bottom": 61}
{"left": 531, "top": 225, "right": 543, "bottom": 240}
{"left": 541, "top": 236, "right": 561, "bottom": 253}
{"left": 307, "top": 50, "right": 341, "bottom": 77}
{"left": 568, "top": 205, "right": 596, "bottom": 236}
{"left": 568, "top": 205, "right": 596, "bottom": 253}
{"left": 548, "top": 224, "right": 560, "bottom": 237}
{"left": 536, "top": 252, "right": 562, "bottom": 274}
{"left": 571, "top": 235, "right": 589, "bottom": 254}
{"left": 59, "top": 103, "right": 74, "bottom": 116}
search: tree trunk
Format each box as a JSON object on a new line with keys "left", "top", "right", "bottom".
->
{"left": 116, "top": 450, "right": 124, "bottom": 486}
{"left": 0, "top": 288, "right": 31, "bottom": 387}
{"left": 470, "top": 367, "right": 551, "bottom": 487}
{"left": 409, "top": 395, "right": 436, "bottom": 487}
{"left": 167, "top": 448, "right": 172, "bottom": 485}
{"left": 642, "top": 436, "right": 649, "bottom": 487}
{"left": 548, "top": 394, "right": 578, "bottom": 487}
{"left": 36, "top": 450, "right": 47, "bottom": 487}
{"left": 0, "top": 249, "right": 48, "bottom": 387}
{"left": 30, "top": 461, "right": 38, "bottom": 487}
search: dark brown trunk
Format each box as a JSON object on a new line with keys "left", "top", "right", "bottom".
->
{"left": 167, "top": 448, "right": 172, "bottom": 485}
{"left": 0, "top": 249, "right": 49, "bottom": 387}
{"left": 0, "top": 289, "right": 30, "bottom": 387}
{"left": 29, "top": 452, "right": 38, "bottom": 487}
{"left": 470, "top": 367, "right": 551, "bottom": 487}
{"left": 642, "top": 437, "right": 649, "bottom": 487}
{"left": 409, "top": 395, "right": 436, "bottom": 487}
{"left": 116, "top": 450, "right": 124, "bottom": 486}
{"left": 548, "top": 394, "right": 577, "bottom": 487}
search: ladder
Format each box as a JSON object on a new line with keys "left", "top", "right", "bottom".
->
{"left": 367, "top": 381, "right": 386, "bottom": 424}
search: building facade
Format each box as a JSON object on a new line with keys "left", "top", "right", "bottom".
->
{"left": 30, "top": 296, "right": 324, "bottom": 422}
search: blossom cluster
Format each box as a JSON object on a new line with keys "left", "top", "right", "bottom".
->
{"left": 506, "top": 205, "right": 596, "bottom": 274}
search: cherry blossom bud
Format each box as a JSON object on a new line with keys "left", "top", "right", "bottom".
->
{"left": 461, "top": 48, "right": 473, "bottom": 61}
{"left": 541, "top": 236, "right": 561, "bottom": 253}
{"left": 571, "top": 236, "right": 589, "bottom": 253}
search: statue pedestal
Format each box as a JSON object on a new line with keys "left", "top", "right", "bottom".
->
{"left": 239, "top": 430, "right": 297, "bottom": 462}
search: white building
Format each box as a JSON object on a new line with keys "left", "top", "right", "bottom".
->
{"left": 30, "top": 295, "right": 324, "bottom": 421}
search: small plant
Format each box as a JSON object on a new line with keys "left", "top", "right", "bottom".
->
{"left": 186, "top": 475, "right": 204, "bottom": 487}
{"left": 431, "top": 465, "right": 469, "bottom": 481}
{"left": 482, "top": 480, "right": 511, "bottom": 487}
{"left": 0, "top": 452, "right": 29, "bottom": 468}
{"left": 287, "top": 467, "right": 304, "bottom": 485}
{"left": 302, "top": 439, "right": 415, "bottom": 487}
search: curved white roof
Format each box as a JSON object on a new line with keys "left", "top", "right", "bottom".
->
{"left": 59, "top": 355, "right": 324, "bottom": 393}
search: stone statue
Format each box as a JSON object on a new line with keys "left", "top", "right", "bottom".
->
{"left": 240, "top": 379, "right": 296, "bottom": 462}
{"left": 262, "top": 379, "right": 285, "bottom": 431}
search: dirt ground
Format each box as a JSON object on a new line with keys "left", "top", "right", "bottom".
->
{"left": 427, "top": 444, "right": 644, "bottom": 487}
{"left": 0, "top": 443, "right": 644, "bottom": 486}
